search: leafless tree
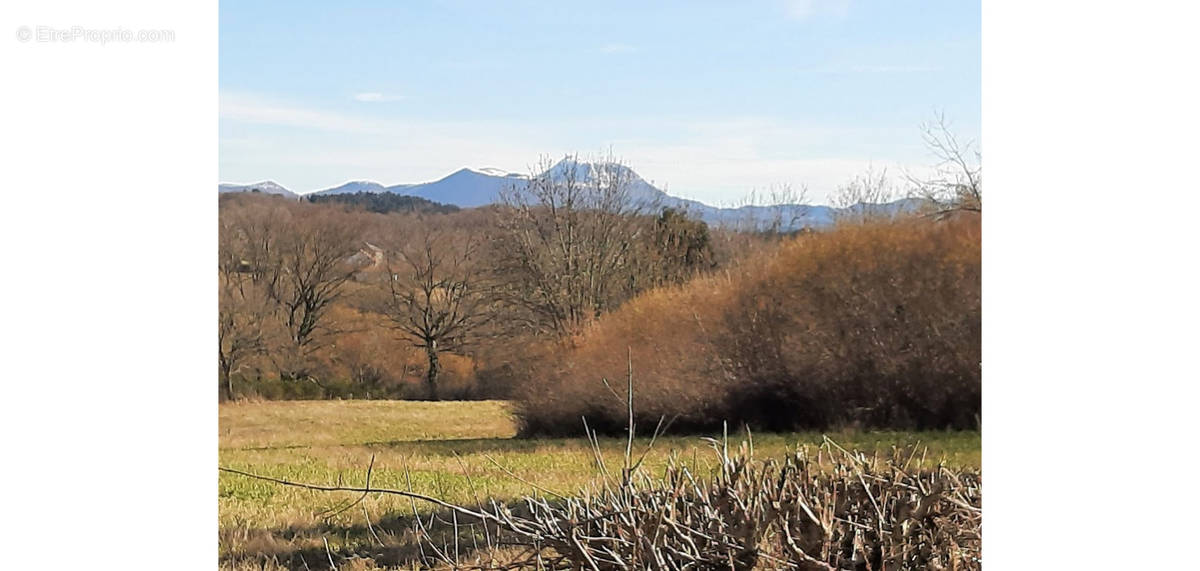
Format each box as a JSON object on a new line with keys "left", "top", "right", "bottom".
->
{"left": 217, "top": 214, "right": 275, "bottom": 400}
{"left": 908, "top": 112, "right": 982, "bottom": 216}
{"left": 732, "top": 183, "right": 811, "bottom": 233}
{"left": 833, "top": 165, "right": 898, "bottom": 224}
{"left": 217, "top": 281, "right": 271, "bottom": 400}
{"left": 383, "top": 225, "right": 495, "bottom": 399}
{"left": 267, "top": 207, "right": 363, "bottom": 381}
{"left": 222, "top": 197, "right": 290, "bottom": 293}
{"left": 495, "top": 154, "right": 653, "bottom": 335}
{"left": 221, "top": 197, "right": 363, "bottom": 383}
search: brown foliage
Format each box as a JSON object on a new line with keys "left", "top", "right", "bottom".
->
{"left": 218, "top": 194, "right": 522, "bottom": 400}
{"left": 516, "top": 217, "right": 981, "bottom": 434}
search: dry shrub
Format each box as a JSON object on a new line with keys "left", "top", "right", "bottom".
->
{"left": 516, "top": 217, "right": 980, "bottom": 435}
{"left": 400, "top": 439, "right": 981, "bottom": 570}
{"left": 514, "top": 272, "right": 739, "bottom": 435}
{"left": 723, "top": 217, "right": 981, "bottom": 430}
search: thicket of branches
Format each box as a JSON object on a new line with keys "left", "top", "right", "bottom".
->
{"left": 218, "top": 197, "right": 363, "bottom": 398}
{"left": 515, "top": 214, "right": 981, "bottom": 434}
{"left": 488, "top": 157, "right": 722, "bottom": 337}
{"left": 908, "top": 113, "right": 982, "bottom": 217}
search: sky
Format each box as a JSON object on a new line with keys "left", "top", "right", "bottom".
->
{"left": 219, "top": 0, "right": 980, "bottom": 205}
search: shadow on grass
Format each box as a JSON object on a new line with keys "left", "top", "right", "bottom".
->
{"left": 225, "top": 431, "right": 981, "bottom": 465}
{"left": 220, "top": 500, "right": 547, "bottom": 570}
{"left": 225, "top": 435, "right": 588, "bottom": 457}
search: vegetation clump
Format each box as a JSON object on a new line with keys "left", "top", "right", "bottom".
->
{"left": 516, "top": 216, "right": 981, "bottom": 434}
{"left": 450, "top": 440, "right": 983, "bottom": 570}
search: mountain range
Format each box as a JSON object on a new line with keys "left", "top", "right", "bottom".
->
{"left": 219, "top": 158, "right": 923, "bottom": 230}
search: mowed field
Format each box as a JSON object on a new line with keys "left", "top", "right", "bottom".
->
{"left": 219, "top": 400, "right": 981, "bottom": 569}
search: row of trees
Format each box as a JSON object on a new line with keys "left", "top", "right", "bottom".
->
{"left": 218, "top": 156, "right": 720, "bottom": 400}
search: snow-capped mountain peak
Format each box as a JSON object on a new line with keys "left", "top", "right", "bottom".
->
{"left": 465, "top": 167, "right": 522, "bottom": 178}
{"left": 541, "top": 157, "right": 645, "bottom": 184}
{"left": 218, "top": 180, "right": 298, "bottom": 199}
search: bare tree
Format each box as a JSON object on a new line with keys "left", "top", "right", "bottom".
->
{"left": 730, "top": 183, "right": 811, "bottom": 233}
{"left": 267, "top": 207, "right": 363, "bottom": 381}
{"left": 908, "top": 112, "right": 982, "bottom": 216}
{"left": 495, "top": 154, "right": 653, "bottom": 335}
{"left": 220, "top": 198, "right": 362, "bottom": 383}
{"left": 217, "top": 280, "right": 271, "bottom": 400}
{"left": 217, "top": 212, "right": 276, "bottom": 400}
{"left": 383, "top": 225, "right": 495, "bottom": 399}
{"left": 222, "top": 197, "right": 290, "bottom": 294}
{"left": 833, "top": 165, "right": 898, "bottom": 224}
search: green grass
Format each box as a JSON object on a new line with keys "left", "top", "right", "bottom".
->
{"left": 219, "top": 399, "right": 980, "bottom": 569}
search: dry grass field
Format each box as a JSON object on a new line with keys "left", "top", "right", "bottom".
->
{"left": 219, "top": 400, "right": 981, "bottom": 569}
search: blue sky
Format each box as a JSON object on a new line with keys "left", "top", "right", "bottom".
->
{"left": 220, "top": 0, "right": 979, "bottom": 205}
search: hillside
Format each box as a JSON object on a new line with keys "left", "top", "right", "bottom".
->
{"left": 306, "top": 191, "right": 460, "bottom": 215}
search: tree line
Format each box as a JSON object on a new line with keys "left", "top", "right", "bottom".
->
{"left": 218, "top": 156, "right": 722, "bottom": 401}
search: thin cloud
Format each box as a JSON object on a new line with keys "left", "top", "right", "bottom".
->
{"left": 849, "top": 65, "right": 940, "bottom": 73}
{"left": 353, "top": 92, "right": 405, "bottom": 102}
{"left": 220, "top": 91, "right": 380, "bottom": 133}
{"left": 785, "top": 0, "right": 850, "bottom": 21}
{"left": 598, "top": 43, "right": 638, "bottom": 54}
{"left": 797, "top": 64, "right": 940, "bottom": 75}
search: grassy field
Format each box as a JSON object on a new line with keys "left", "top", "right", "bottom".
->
{"left": 219, "top": 400, "right": 980, "bottom": 569}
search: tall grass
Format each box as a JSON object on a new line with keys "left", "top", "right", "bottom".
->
{"left": 515, "top": 216, "right": 981, "bottom": 435}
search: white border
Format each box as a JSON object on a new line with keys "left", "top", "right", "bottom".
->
{"left": 985, "top": 0, "right": 1200, "bottom": 566}
{"left": 3, "top": 0, "right": 215, "bottom": 567}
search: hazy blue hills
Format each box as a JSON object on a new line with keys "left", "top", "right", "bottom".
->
{"left": 220, "top": 158, "right": 925, "bottom": 230}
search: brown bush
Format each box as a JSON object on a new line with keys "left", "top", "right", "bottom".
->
{"left": 513, "top": 273, "right": 736, "bottom": 435}
{"left": 515, "top": 216, "right": 980, "bottom": 435}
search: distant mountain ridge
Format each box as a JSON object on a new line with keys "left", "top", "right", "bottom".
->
{"left": 316, "top": 180, "right": 390, "bottom": 195}
{"left": 218, "top": 158, "right": 924, "bottom": 230}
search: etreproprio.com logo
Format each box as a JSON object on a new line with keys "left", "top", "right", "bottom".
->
{"left": 16, "top": 25, "right": 175, "bottom": 45}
